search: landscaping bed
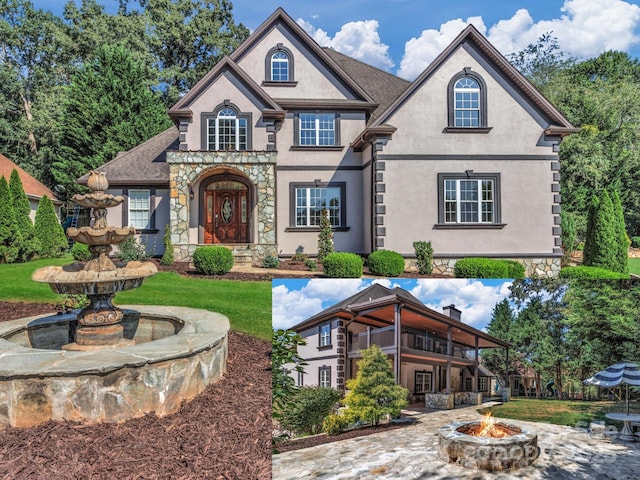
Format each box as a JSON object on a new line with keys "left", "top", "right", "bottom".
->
{"left": 0, "top": 302, "right": 271, "bottom": 480}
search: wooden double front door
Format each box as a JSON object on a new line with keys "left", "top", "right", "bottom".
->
{"left": 204, "top": 188, "right": 249, "bottom": 244}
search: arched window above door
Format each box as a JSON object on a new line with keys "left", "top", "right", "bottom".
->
{"left": 201, "top": 102, "right": 252, "bottom": 151}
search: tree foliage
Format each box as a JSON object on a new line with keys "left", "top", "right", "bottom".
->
{"left": 272, "top": 329, "right": 307, "bottom": 416}
{"left": 0, "top": 175, "right": 22, "bottom": 263}
{"left": 480, "top": 299, "right": 514, "bottom": 388}
{"left": 278, "top": 386, "right": 341, "bottom": 436}
{"left": 9, "top": 168, "right": 39, "bottom": 261}
{"left": 51, "top": 44, "right": 170, "bottom": 199}
{"left": 34, "top": 195, "right": 67, "bottom": 258}
{"left": 342, "top": 345, "right": 408, "bottom": 425}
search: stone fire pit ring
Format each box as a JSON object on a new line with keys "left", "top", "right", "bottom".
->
{"left": 438, "top": 420, "right": 540, "bottom": 471}
{"left": 0, "top": 305, "right": 229, "bottom": 428}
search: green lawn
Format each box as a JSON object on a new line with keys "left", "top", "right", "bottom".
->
{"left": 478, "top": 398, "right": 637, "bottom": 428}
{"left": 629, "top": 257, "right": 640, "bottom": 276}
{"left": 0, "top": 257, "right": 271, "bottom": 340}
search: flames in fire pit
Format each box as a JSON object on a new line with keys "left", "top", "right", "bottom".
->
{"left": 438, "top": 414, "right": 540, "bottom": 471}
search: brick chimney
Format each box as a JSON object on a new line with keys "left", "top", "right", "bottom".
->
{"left": 443, "top": 304, "right": 461, "bottom": 321}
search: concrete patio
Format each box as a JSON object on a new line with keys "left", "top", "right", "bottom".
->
{"left": 272, "top": 403, "right": 640, "bottom": 479}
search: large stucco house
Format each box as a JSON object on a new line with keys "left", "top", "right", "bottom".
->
{"left": 290, "top": 283, "right": 509, "bottom": 409}
{"left": 85, "top": 8, "right": 576, "bottom": 276}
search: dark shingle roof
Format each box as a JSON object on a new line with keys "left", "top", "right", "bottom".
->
{"left": 78, "top": 127, "right": 178, "bottom": 186}
{"left": 322, "top": 48, "right": 410, "bottom": 124}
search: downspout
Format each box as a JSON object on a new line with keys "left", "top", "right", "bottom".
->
{"left": 394, "top": 303, "right": 402, "bottom": 385}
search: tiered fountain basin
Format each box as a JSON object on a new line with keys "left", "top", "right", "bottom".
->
{"left": 0, "top": 305, "right": 228, "bottom": 428}
{"left": 438, "top": 420, "right": 540, "bottom": 471}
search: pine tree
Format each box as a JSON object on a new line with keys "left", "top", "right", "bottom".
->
{"left": 611, "top": 190, "right": 629, "bottom": 274}
{"left": 342, "top": 345, "right": 408, "bottom": 425}
{"left": 480, "top": 299, "right": 514, "bottom": 388}
{"left": 317, "top": 208, "right": 334, "bottom": 263}
{"left": 0, "top": 176, "right": 22, "bottom": 263}
{"left": 9, "top": 169, "right": 40, "bottom": 261}
{"left": 34, "top": 195, "right": 68, "bottom": 258}
{"left": 583, "top": 190, "right": 618, "bottom": 271}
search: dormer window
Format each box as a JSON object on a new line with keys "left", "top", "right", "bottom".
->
{"left": 201, "top": 102, "right": 252, "bottom": 151}
{"left": 264, "top": 45, "right": 296, "bottom": 86}
{"left": 271, "top": 51, "right": 289, "bottom": 81}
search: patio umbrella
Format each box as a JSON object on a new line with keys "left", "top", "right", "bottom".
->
{"left": 583, "top": 362, "right": 640, "bottom": 415}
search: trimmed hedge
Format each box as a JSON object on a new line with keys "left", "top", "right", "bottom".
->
{"left": 454, "top": 257, "right": 525, "bottom": 278}
{"left": 504, "top": 260, "right": 526, "bottom": 279}
{"left": 192, "top": 246, "right": 234, "bottom": 275}
{"left": 322, "top": 252, "right": 363, "bottom": 278}
{"left": 559, "top": 266, "right": 629, "bottom": 279}
{"left": 413, "top": 240, "right": 433, "bottom": 275}
{"left": 632, "top": 236, "right": 640, "bottom": 248}
{"left": 367, "top": 250, "right": 405, "bottom": 277}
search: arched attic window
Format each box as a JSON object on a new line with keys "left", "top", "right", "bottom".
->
{"left": 264, "top": 44, "right": 296, "bottom": 85}
{"left": 446, "top": 69, "right": 490, "bottom": 132}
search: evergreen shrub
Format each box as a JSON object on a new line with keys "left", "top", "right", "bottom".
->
{"left": 322, "top": 252, "right": 363, "bottom": 278}
{"left": 632, "top": 236, "right": 640, "bottom": 248}
{"left": 322, "top": 414, "right": 349, "bottom": 436}
{"left": 367, "top": 250, "right": 405, "bottom": 277}
{"left": 160, "top": 224, "right": 174, "bottom": 266}
{"left": 279, "top": 386, "right": 341, "bottom": 436}
{"left": 454, "top": 258, "right": 509, "bottom": 278}
{"left": 34, "top": 195, "right": 67, "bottom": 258}
{"left": 413, "top": 240, "right": 433, "bottom": 275}
{"left": 262, "top": 254, "right": 279, "bottom": 268}
{"left": 71, "top": 242, "right": 92, "bottom": 261}
{"left": 559, "top": 266, "right": 628, "bottom": 279}
{"left": 115, "top": 235, "right": 149, "bottom": 262}
{"left": 193, "top": 246, "right": 234, "bottom": 274}
{"left": 504, "top": 260, "right": 526, "bottom": 279}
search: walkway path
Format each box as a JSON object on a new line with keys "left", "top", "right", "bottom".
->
{"left": 272, "top": 404, "right": 640, "bottom": 479}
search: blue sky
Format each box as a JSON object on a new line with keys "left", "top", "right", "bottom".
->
{"left": 272, "top": 278, "right": 513, "bottom": 331}
{"left": 32, "top": 0, "right": 640, "bottom": 79}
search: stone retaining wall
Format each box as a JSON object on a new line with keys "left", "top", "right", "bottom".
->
{"left": 404, "top": 257, "right": 561, "bottom": 278}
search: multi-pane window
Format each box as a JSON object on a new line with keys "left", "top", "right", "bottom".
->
{"left": 319, "top": 322, "right": 331, "bottom": 347}
{"left": 319, "top": 366, "right": 331, "bottom": 388}
{"left": 128, "top": 190, "right": 150, "bottom": 229}
{"left": 454, "top": 77, "right": 480, "bottom": 127}
{"left": 444, "top": 179, "right": 494, "bottom": 223}
{"left": 271, "top": 51, "right": 289, "bottom": 81}
{"left": 415, "top": 372, "right": 432, "bottom": 394}
{"left": 207, "top": 107, "right": 247, "bottom": 151}
{"left": 295, "top": 187, "right": 342, "bottom": 227}
{"left": 479, "top": 377, "right": 489, "bottom": 392}
{"left": 299, "top": 113, "right": 335, "bottom": 146}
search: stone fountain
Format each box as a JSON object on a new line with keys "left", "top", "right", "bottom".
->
{"left": 32, "top": 172, "right": 157, "bottom": 350}
{"left": 0, "top": 172, "right": 229, "bottom": 428}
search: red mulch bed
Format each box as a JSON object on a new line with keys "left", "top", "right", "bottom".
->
{"left": 274, "top": 422, "right": 413, "bottom": 453}
{"left": 0, "top": 302, "right": 271, "bottom": 480}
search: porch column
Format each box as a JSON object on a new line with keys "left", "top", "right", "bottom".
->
{"left": 445, "top": 326, "right": 452, "bottom": 394}
{"left": 474, "top": 336, "right": 479, "bottom": 393}
{"left": 367, "top": 326, "right": 371, "bottom": 348}
{"left": 505, "top": 347, "right": 510, "bottom": 389}
{"left": 394, "top": 304, "right": 401, "bottom": 385}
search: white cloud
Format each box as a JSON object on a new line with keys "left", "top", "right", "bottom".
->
{"left": 410, "top": 279, "right": 512, "bottom": 330}
{"left": 272, "top": 284, "right": 324, "bottom": 330}
{"left": 397, "top": 0, "right": 640, "bottom": 80}
{"left": 298, "top": 17, "right": 394, "bottom": 71}
{"left": 397, "top": 16, "right": 487, "bottom": 80}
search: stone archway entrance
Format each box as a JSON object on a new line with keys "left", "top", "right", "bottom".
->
{"left": 203, "top": 179, "right": 249, "bottom": 244}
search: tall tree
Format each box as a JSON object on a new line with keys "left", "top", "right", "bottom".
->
{"left": 583, "top": 190, "right": 622, "bottom": 272}
{"left": 0, "top": 0, "right": 71, "bottom": 184}
{"left": 51, "top": 44, "right": 171, "bottom": 199}
{"left": 33, "top": 195, "right": 67, "bottom": 258}
{"left": 480, "top": 299, "right": 515, "bottom": 388}
{"left": 137, "top": 0, "right": 250, "bottom": 104}
{"left": 9, "top": 168, "right": 39, "bottom": 261}
{"left": 611, "top": 190, "right": 630, "bottom": 274}
{"left": 0, "top": 175, "right": 22, "bottom": 263}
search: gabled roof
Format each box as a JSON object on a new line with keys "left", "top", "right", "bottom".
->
{"left": 0, "top": 153, "right": 61, "bottom": 204}
{"left": 322, "top": 48, "right": 410, "bottom": 124}
{"left": 229, "top": 7, "right": 376, "bottom": 105}
{"left": 169, "top": 56, "right": 285, "bottom": 123}
{"left": 78, "top": 127, "right": 178, "bottom": 186}
{"left": 370, "top": 24, "right": 578, "bottom": 135}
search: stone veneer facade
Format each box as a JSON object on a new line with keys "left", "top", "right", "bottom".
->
{"left": 166, "top": 151, "right": 277, "bottom": 263}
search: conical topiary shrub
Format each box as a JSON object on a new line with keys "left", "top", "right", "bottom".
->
{"left": 34, "top": 195, "right": 68, "bottom": 258}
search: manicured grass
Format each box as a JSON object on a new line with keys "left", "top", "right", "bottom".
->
{"left": 629, "top": 257, "right": 640, "bottom": 276}
{"left": 0, "top": 258, "right": 271, "bottom": 340}
{"left": 478, "top": 398, "right": 638, "bottom": 428}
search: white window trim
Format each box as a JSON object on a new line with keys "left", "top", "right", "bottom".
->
{"left": 128, "top": 189, "right": 150, "bottom": 230}
{"left": 319, "top": 367, "right": 331, "bottom": 388}
{"left": 271, "top": 51, "right": 289, "bottom": 81}
{"left": 454, "top": 78, "right": 480, "bottom": 127}
{"left": 295, "top": 186, "right": 342, "bottom": 228}
{"left": 207, "top": 108, "right": 247, "bottom": 151}
{"left": 444, "top": 179, "right": 494, "bottom": 224}
{"left": 299, "top": 113, "right": 336, "bottom": 146}
{"left": 319, "top": 322, "right": 331, "bottom": 347}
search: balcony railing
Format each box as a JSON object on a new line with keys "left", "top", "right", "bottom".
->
{"left": 348, "top": 326, "right": 476, "bottom": 360}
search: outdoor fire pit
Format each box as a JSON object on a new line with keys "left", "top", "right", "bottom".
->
{"left": 438, "top": 413, "right": 540, "bottom": 471}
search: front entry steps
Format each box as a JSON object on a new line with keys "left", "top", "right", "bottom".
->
{"left": 214, "top": 244, "right": 254, "bottom": 265}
